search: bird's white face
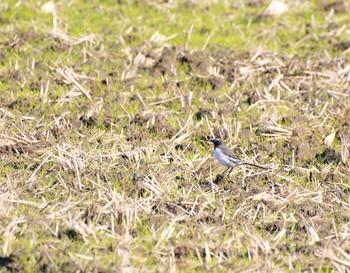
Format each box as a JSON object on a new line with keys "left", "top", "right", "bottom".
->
{"left": 209, "top": 137, "right": 222, "bottom": 147}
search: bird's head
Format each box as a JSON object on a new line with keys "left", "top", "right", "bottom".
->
{"left": 209, "top": 137, "right": 223, "bottom": 147}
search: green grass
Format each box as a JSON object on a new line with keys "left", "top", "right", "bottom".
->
{"left": 1, "top": 0, "right": 350, "bottom": 272}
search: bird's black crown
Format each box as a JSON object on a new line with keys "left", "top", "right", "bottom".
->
{"left": 209, "top": 137, "right": 223, "bottom": 147}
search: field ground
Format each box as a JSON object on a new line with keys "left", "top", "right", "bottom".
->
{"left": 1, "top": 0, "right": 350, "bottom": 272}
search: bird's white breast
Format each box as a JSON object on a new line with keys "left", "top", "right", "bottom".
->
{"left": 214, "top": 148, "right": 233, "bottom": 167}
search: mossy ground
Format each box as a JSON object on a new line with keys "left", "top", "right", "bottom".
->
{"left": 1, "top": 0, "right": 350, "bottom": 272}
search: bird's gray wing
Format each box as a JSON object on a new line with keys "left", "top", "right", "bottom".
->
{"left": 220, "top": 145, "right": 243, "bottom": 162}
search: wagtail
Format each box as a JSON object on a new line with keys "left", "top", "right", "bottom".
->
{"left": 209, "top": 137, "right": 268, "bottom": 176}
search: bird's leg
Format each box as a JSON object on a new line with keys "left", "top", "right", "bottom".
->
{"left": 227, "top": 167, "right": 233, "bottom": 177}
{"left": 221, "top": 167, "right": 231, "bottom": 176}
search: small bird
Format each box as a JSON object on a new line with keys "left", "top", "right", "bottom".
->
{"left": 209, "top": 137, "right": 268, "bottom": 176}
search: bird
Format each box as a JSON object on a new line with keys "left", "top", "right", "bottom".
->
{"left": 209, "top": 137, "right": 268, "bottom": 176}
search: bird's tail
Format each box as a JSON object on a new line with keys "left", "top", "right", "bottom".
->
{"left": 244, "top": 162, "right": 270, "bottom": 169}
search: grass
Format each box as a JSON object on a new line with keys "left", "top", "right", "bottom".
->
{"left": 1, "top": 0, "right": 350, "bottom": 272}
